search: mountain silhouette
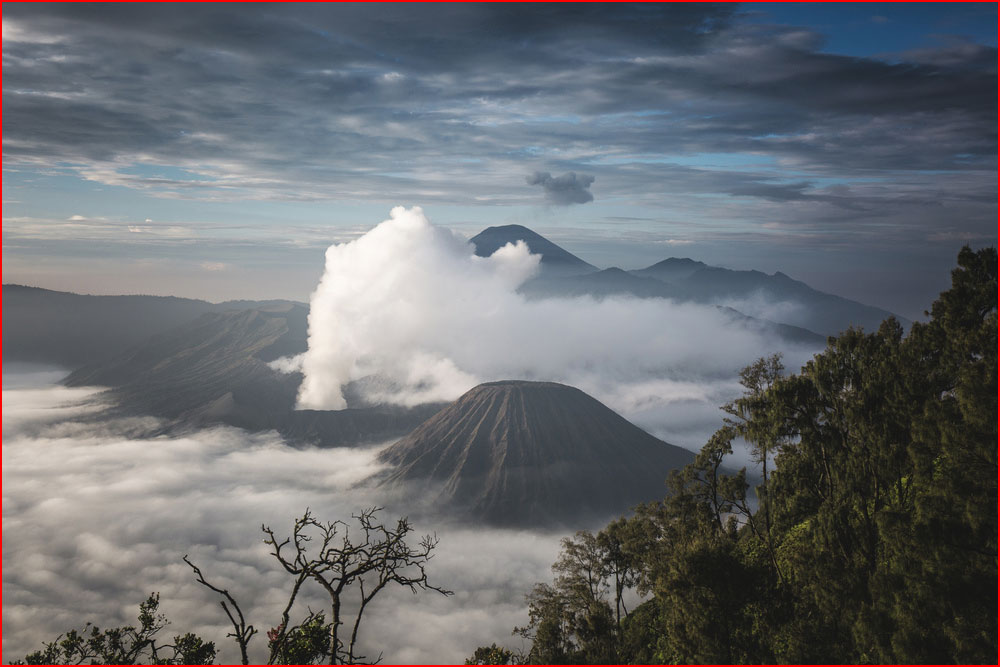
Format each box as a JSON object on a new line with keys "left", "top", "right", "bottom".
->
{"left": 466, "top": 226, "right": 901, "bottom": 337}
{"left": 470, "top": 224, "right": 597, "bottom": 276}
{"left": 630, "top": 261, "right": 906, "bottom": 336}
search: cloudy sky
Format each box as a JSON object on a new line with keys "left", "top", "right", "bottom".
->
{"left": 2, "top": 3, "right": 995, "bottom": 318}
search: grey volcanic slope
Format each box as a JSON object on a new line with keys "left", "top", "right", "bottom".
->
{"left": 378, "top": 380, "right": 694, "bottom": 526}
{"left": 470, "top": 224, "right": 596, "bottom": 276}
{"left": 673, "top": 266, "right": 905, "bottom": 335}
{"left": 65, "top": 306, "right": 442, "bottom": 446}
{"left": 518, "top": 269, "right": 824, "bottom": 345}
{"left": 3, "top": 285, "right": 219, "bottom": 367}
{"left": 2, "top": 284, "right": 307, "bottom": 368}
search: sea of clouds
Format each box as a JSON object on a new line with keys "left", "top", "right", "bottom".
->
{"left": 1, "top": 377, "right": 562, "bottom": 663}
{"left": 3, "top": 207, "right": 825, "bottom": 662}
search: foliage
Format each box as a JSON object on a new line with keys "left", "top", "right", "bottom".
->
{"left": 464, "top": 643, "right": 523, "bottom": 665}
{"left": 514, "top": 526, "right": 646, "bottom": 664}
{"left": 266, "top": 614, "right": 332, "bottom": 665}
{"left": 14, "top": 593, "right": 216, "bottom": 665}
{"left": 514, "top": 246, "right": 997, "bottom": 664}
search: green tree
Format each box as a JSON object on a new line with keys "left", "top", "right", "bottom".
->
{"left": 516, "top": 528, "right": 646, "bottom": 664}
{"left": 619, "top": 457, "right": 773, "bottom": 664}
{"left": 882, "top": 245, "right": 997, "bottom": 662}
{"left": 724, "top": 353, "right": 786, "bottom": 550}
{"left": 766, "top": 318, "right": 916, "bottom": 662}
{"left": 464, "top": 643, "right": 523, "bottom": 665}
{"left": 512, "top": 246, "right": 996, "bottom": 664}
{"left": 15, "top": 593, "right": 216, "bottom": 665}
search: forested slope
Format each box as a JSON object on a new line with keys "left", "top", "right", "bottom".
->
{"left": 495, "top": 246, "right": 996, "bottom": 665}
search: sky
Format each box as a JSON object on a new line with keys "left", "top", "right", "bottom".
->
{"left": 2, "top": 3, "right": 996, "bottom": 319}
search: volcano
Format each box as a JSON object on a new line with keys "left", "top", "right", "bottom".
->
{"left": 470, "top": 224, "right": 596, "bottom": 276}
{"left": 377, "top": 380, "right": 694, "bottom": 526}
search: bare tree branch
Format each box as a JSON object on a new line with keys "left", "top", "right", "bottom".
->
{"left": 183, "top": 555, "right": 257, "bottom": 665}
{"left": 189, "top": 508, "right": 451, "bottom": 665}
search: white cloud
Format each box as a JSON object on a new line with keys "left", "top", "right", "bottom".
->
{"left": 200, "top": 261, "right": 229, "bottom": 272}
{"left": 292, "top": 207, "right": 818, "bottom": 448}
{"left": 1, "top": 18, "right": 64, "bottom": 44}
{"left": 1, "top": 384, "right": 108, "bottom": 437}
{"left": 711, "top": 291, "right": 806, "bottom": 329}
{"left": 297, "top": 206, "right": 540, "bottom": 410}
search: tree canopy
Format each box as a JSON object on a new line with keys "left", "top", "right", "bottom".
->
{"left": 495, "top": 245, "right": 997, "bottom": 664}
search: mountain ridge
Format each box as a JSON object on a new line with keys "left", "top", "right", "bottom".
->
{"left": 464, "top": 226, "right": 904, "bottom": 336}
{"left": 2, "top": 284, "right": 307, "bottom": 367}
{"left": 629, "top": 262, "right": 907, "bottom": 336}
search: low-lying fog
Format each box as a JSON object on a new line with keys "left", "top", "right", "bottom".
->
{"left": 2, "top": 376, "right": 562, "bottom": 663}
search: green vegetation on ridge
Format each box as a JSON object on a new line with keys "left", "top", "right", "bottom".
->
{"left": 488, "top": 245, "right": 997, "bottom": 664}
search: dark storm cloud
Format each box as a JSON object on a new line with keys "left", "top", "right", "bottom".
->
{"left": 2, "top": 4, "right": 993, "bottom": 206}
{"left": 1, "top": 2, "right": 995, "bottom": 305}
{"left": 526, "top": 171, "right": 595, "bottom": 205}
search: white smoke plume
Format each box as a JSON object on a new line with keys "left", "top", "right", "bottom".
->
{"left": 291, "top": 206, "right": 818, "bottom": 450}
{"left": 296, "top": 206, "right": 540, "bottom": 410}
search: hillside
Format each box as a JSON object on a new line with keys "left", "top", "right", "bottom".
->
{"left": 464, "top": 226, "right": 902, "bottom": 338}
{"left": 625, "top": 261, "right": 907, "bottom": 337}
{"left": 2, "top": 285, "right": 221, "bottom": 367}
{"left": 1, "top": 284, "right": 307, "bottom": 368}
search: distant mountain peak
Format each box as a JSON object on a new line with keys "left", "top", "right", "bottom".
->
{"left": 631, "top": 256, "right": 707, "bottom": 283}
{"left": 470, "top": 225, "right": 596, "bottom": 276}
{"left": 478, "top": 378, "right": 562, "bottom": 388}
{"left": 651, "top": 257, "right": 706, "bottom": 268}
{"left": 481, "top": 223, "right": 533, "bottom": 234}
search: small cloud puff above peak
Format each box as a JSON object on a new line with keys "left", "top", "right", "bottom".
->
{"left": 526, "top": 171, "right": 595, "bottom": 205}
